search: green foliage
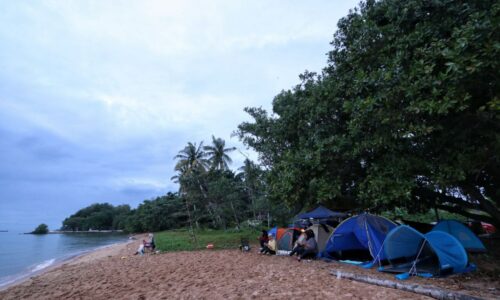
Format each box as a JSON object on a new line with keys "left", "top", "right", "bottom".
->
{"left": 155, "top": 227, "right": 259, "bottom": 251}
{"left": 62, "top": 203, "right": 131, "bottom": 231}
{"left": 124, "top": 193, "right": 186, "bottom": 233}
{"left": 237, "top": 0, "right": 500, "bottom": 226}
{"left": 172, "top": 138, "right": 292, "bottom": 231}
{"left": 382, "top": 208, "right": 467, "bottom": 224}
{"left": 32, "top": 223, "right": 49, "bottom": 234}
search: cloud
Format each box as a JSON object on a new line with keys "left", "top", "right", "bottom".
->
{"left": 0, "top": 0, "right": 359, "bottom": 230}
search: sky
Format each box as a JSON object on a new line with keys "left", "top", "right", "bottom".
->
{"left": 0, "top": 0, "right": 358, "bottom": 231}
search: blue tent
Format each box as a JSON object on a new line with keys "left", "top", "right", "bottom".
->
{"left": 380, "top": 225, "right": 469, "bottom": 278}
{"left": 267, "top": 227, "right": 277, "bottom": 237}
{"left": 432, "top": 220, "right": 486, "bottom": 253}
{"left": 320, "top": 213, "right": 397, "bottom": 262}
{"left": 296, "top": 206, "right": 347, "bottom": 220}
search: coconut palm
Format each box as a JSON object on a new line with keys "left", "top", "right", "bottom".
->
{"left": 204, "top": 136, "right": 236, "bottom": 171}
{"left": 173, "top": 142, "right": 208, "bottom": 176}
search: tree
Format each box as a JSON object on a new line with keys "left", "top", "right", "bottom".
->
{"left": 237, "top": 0, "right": 499, "bottom": 227}
{"left": 204, "top": 136, "right": 236, "bottom": 171}
{"left": 174, "top": 142, "right": 208, "bottom": 176}
{"left": 61, "top": 203, "right": 131, "bottom": 231}
{"left": 32, "top": 223, "right": 49, "bottom": 234}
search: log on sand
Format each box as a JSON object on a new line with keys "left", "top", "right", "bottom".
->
{"left": 331, "top": 269, "right": 484, "bottom": 300}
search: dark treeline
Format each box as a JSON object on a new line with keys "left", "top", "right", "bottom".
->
{"left": 62, "top": 0, "right": 499, "bottom": 232}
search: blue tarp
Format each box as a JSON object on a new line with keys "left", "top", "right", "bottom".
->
{"left": 381, "top": 225, "right": 469, "bottom": 277}
{"left": 320, "top": 213, "right": 397, "bottom": 262}
{"left": 432, "top": 220, "right": 486, "bottom": 253}
{"left": 296, "top": 206, "right": 347, "bottom": 220}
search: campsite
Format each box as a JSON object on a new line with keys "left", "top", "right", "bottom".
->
{"left": 1, "top": 0, "right": 498, "bottom": 299}
{"left": 0, "top": 219, "right": 498, "bottom": 300}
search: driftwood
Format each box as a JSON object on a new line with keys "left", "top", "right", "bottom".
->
{"left": 330, "top": 269, "right": 484, "bottom": 300}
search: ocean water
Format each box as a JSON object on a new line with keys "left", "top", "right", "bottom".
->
{"left": 0, "top": 231, "right": 127, "bottom": 288}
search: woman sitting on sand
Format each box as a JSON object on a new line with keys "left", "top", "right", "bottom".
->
{"left": 289, "top": 229, "right": 307, "bottom": 257}
{"left": 296, "top": 229, "right": 317, "bottom": 261}
{"left": 290, "top": 229, "right": 307, "bottom": 255}
{"left": 144, "top": 233, "right": 155, "bottom": 252}
{"left": 258, "top": 230, "right": 269, "bottom": 251}
{"left": 260, "top": 234, "right": 276, "bottom": 255}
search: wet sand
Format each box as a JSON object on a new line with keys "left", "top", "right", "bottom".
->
{"left": 0, "top": 236, "right": 433, "bottom": 300}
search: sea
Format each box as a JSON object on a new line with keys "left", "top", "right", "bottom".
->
{"left": 0, "top": 231, "right": 128, "bottom": 288}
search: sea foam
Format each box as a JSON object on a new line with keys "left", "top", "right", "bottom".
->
{"left": 31, "top": 259, "right": 55, "bottom": 273}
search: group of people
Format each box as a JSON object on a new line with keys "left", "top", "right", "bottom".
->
{"left": 258, "top": 228, "right": 318, "bottom": 261}
{"left": 134, "top": 233, "right": 156, "bottom": 255}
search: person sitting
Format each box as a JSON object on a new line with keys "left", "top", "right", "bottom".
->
{"left": 134, "top": 240, "right": 146, "bottom": 256}
{"left": 258, "top": 230, "right": 269, "bottom": 251}
{"left": 296, "top": 229, "right": 317, "bottom": 261}
{"left": 144, "top": 233, "right": 156, "bottom": 252}
{"left": 289, "top": 229, "right": 307, "bottom": 257}
{"left": 260, "top": 234, "right": 276, "bottom": 255}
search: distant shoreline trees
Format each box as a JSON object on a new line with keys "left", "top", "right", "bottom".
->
{"left": 32, "top": 223, "right": 49, "bottom": 234}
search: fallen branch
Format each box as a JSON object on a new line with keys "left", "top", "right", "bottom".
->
{"left": 330, "top": 269, "right": 484, "bottom": 300}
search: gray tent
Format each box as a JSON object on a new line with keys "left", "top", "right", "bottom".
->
{"left": 307, "top": 223, "right": 334, "bottom": 253}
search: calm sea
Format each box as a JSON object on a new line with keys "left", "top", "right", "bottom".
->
{"left": 0, "top": 231, "right": 127, "bottom": 288}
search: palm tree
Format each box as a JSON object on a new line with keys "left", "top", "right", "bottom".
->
{"left": 238, "top": 158, "right": 261, "bottom": 219}
{"left": 172, "top": 142, "right": 207, "bottom": 246}
{"left": 173, "top": 142, "right": 208, "bottom": 175}
{"left": 204, "top": 136, "right": 236, "bottom": 171}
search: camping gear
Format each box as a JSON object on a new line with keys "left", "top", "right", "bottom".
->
{"left": 320, "top": 213, "right": 397, "bottom": 263}
{"left": 432, "top": 220, "right": 486, "bottom": 253}
{"left": 277, "top": 228, "right": 302, "bottom": 251}
{"left": 239, "top": 237, "right": 251, "bottom": 252}
{"left": 380, "top": 225, "right": 469, "bottom": 279}
{"left": 307, "top": 223, "right": 334, "bottom": 253}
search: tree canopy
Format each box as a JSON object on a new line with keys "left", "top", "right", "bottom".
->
{"left": 237, "top": 0, "right": 499, "bottom": 227}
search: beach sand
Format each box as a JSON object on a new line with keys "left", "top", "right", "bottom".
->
{"left": 1, "top": 235, "right": 496, "bottom": 300}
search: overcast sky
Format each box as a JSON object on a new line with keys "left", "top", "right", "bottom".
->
{"left": 0, "top": 1, "right": 358, "bottom": 231}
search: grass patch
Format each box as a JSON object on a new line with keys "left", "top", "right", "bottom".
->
{"left": 155, "top": 228, "right": 260, "bottom": 252}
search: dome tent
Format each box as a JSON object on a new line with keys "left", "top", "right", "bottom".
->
{"left": 320, "top": 213, "right": 397, "bottom": 263}
{"left": 432, "top": 220, "right": 486, "bottom": 253}
{"left": 277, "top": 228, "right": 302, "bottom": 251}
{"left": 380, "top": 225, "right": 469, "bottom": 279}
{"left": 307, "top": 223, "right": 334, "bottom": 253}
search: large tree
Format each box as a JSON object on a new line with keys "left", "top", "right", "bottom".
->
{"left": 237, "top": 0, "right": 499, "bottom": 227}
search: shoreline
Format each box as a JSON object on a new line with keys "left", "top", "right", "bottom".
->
{"left": 0, "top": 238, "right": 135, "bottom": 292}
{"left": 0, "top": 235, "right": 496, "bottom": 299}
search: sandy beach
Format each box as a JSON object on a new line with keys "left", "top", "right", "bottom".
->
{"left": 0, "top": 235, "right": 496, "bottom": 300}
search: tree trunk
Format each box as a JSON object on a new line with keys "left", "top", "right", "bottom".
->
{"left": 230, "top": 200, "right": 240, "bottom": 230}
{"left": 330, "top": 269, "right": 483, "bottom": 300}
{"left": 184, "top": 197, "right": 199, "bottom": 249}
{"left": 463, "top": 185, "right": 500, "bottom": 229}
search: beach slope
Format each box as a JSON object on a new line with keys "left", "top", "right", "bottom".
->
{"left": 0, "top": 240, "right": 433, "bottom": 300}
